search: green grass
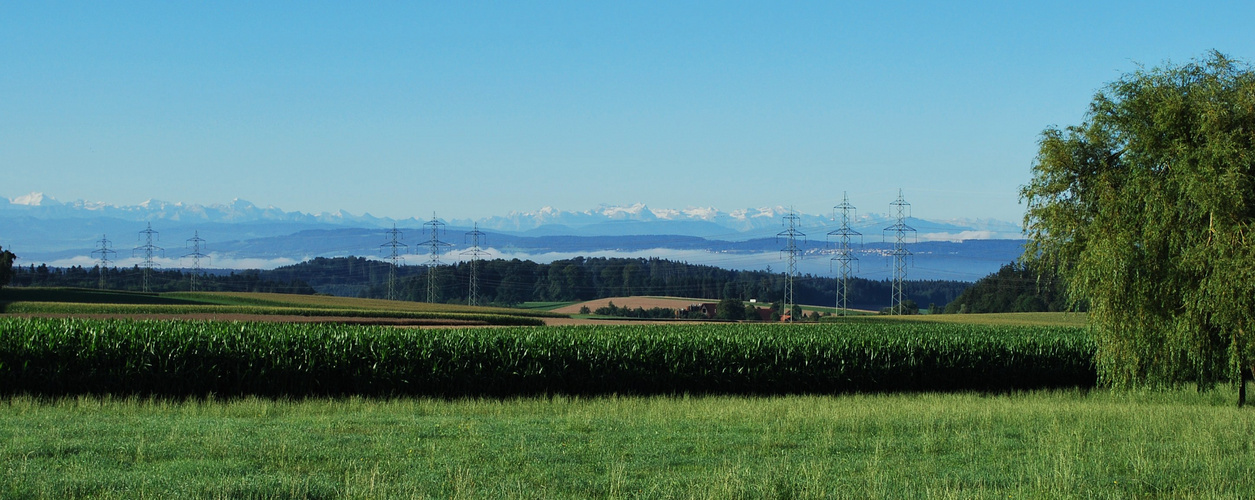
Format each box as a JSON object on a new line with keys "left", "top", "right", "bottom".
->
{"left": 818, "top": 311, "right": 1089, "bottom": 328}
{"left": 890, "top": 311, "right": 1090, "bottom": 328}
{"left": 1, "top": 389, "right": 1251, "bottom": 498}
{"left": 0, "top": 310, "right": 1243, "bottom": 497}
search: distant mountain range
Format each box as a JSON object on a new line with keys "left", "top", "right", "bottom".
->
{"left": 3, "top": 192, "right": 401, "bottom": 227}
{"left": 1, "top": 192, "right": 1027, "bottom": 280}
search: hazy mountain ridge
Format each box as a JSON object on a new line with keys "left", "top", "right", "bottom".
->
{"left": 2, "top": 193, "right": 1026, "bottom": 280}
{"left": 2, "top": 192, "right": 414, "bottom": 227}
{"left": 4, "top": 193, "right": 1023, "bottom": 239}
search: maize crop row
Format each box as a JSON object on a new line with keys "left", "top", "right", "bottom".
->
{"left": 0, "top": 317, "right": 1094, "bottom": 397}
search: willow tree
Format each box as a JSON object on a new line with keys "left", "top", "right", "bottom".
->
{"left": 1022, "top": 52, "right": 1255, "bottom": 392}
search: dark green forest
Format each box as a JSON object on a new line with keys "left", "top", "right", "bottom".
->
{"left": 7, "top": 255, "right": 1076, "bottom": 314}
{"left": 265, "top": 256, "right": 970, "bottom": 309}
{"left": 943, "top": 262, "right": 1072, "bottom": 314}
{"left": 7, "top": 264, "right": 316, "bottom": 295}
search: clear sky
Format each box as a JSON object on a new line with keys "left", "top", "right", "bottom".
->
{"left": 4, "top": 1, "right": 1253, "bottom": 223}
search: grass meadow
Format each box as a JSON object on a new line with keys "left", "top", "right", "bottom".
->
{"left": 2, "top": 388, "right": 1252, "bottom": 499}
{"left": 0, "top": 293, "right": 1247, "bottom": 498}
{"left": 893, "top": 311, "right": 1091, "bottom": 328}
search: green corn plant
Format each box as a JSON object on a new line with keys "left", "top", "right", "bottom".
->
{"left": 0, "top": 318, "right": 1095, "bottom": 397}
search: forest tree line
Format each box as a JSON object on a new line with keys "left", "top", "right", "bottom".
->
{"left": 942, "top": 261, "right": 1074, "bottom": 314}
{"left": 266, "top": 256, "right": 971, "bottom": 309}
{"left": 4, "top": 252, "right": 1067, "bottom": 314}
{"left": 7, "top": 263, "right": 316, "bottom": 294}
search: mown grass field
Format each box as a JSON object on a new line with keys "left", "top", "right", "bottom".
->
{"left": 3, "top": 295, "right": 1247, "bottom": 498}
{"left": 878, "top": 311, "right": 1090, "bottom": 328}
{"left": 2, "top": 389, "right": 1252, "bottom": 498}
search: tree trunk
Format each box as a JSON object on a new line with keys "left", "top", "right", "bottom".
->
{"left": 1241, "top": 375, "right": 1247, "bottom": 407}
{"left": 1241, "top": 366, "right": 1253, "bottom": 408}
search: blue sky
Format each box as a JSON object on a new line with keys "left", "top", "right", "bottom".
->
{"left": 4, "top": 1, "right": 1252, "bottom": 223}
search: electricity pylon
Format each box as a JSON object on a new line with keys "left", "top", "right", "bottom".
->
{"left": 133, "top": 223, "right": 163, "bottom": 293}
{"left": 882, "top": 190, "right": 916, "bottom": 314}
{"left": 776, "top": 207, "right": 805, "bottom": 322}
{"left": 380, "top": 224, "right": 407, "bottom": 300}
{"left": 423, "top": 213, "right": 451, "bottom": 303}
{"left": 828, "top": 192, "right": 861, "bottom": 316}
{"left": 183, "top": 231, "right": 208, "bottom": 291}
{"left": 462, "top": 223, "right": 490, "bottom": 307}
{"left": 91, "top": 234, "right": 116, "bottom": 289}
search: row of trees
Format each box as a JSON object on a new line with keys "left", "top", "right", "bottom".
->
{"left": 0, "top": 249, "right": 969, "bottom": 310}
{"left": 713, "top": 297, "right": 820, "bottom": 322}
{"left": 6, "top": 263, "right": 315, "bottom": 295}
{"left": 590, "top": 298, "right": 826, "bottom": 322}
{"left": 268, "top": 256, "right": 970, "bottom": 309}
{"left": 0, "top": 244, "right": 970, "bottom": 311}
{"left": 592, "top": 302, "right": 687, "bottom": 319}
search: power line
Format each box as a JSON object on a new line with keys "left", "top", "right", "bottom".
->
{"left": 883, "top": 190, "right": 916, "bottom": 314}
{"left": 776, "top": 206, "right": 805, "bottom": 322}
{"left": 462, "top": 223, "right": 490, "bottom": 307}
{"left": 828, "top": 192, "right": 861, "bottom": 316}
{"left": 183, "top": 231, "right": 208, "bottom": 291}
{"left": 90, "top": 234, "right": 116, "bottom": 289}
{"left": 133, "top": 223, "right": 164, "bottom": 293}
{"left": 380, "top": 224, "right": 407, "bottom": 300}
{"left": 423, "top": 212, "right": 451, "bottom": 303}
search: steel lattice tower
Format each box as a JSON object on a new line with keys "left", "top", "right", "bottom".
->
{"left": 380, "top": 224, "right": 407, "bottom": 300}
{"left": 776, "top": 207, "right": 805, "bottom": 322}
{"left": 461, "top": 224, "right": 489, "bottom": 306}
{"left": 91, "top": 234, "right": 116, "bottom": 289}
{"left": 462, "top": 223, "right": 490, "bottom": 307}
{"left": 828, "top": 192, "right": 861, "bottom": 316}
{"left": 183, "top": 231, "right": 208, "bottom": 291}
{"left": 423, "top": 213, "right": 451, "bottom": 303}
{"left": 133, "top": 223, "right": 163, "bottom": 293}
{"left": 882, "top": 190, "right": 916, "bottom": 314}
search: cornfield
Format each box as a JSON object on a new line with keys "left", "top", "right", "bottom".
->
{"left": 0, "top": 318, "right": 1094, "bottom": 397}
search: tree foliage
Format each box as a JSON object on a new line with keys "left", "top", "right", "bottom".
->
{"left": 7, "top": 264, "right": 314, "bottom": 294}
{"left": 0, "top": 245, "right": 15, "bottom": 289}
{"left": 1022, "top": 52, "right": 1255, "bottom": 388}
{"left": 593, "top": 301, "right": 677, "bottom": 319}
{"left": 944, "top": 261, "right": 1070, "bottom": 314}
{"left": 716, "top": 297, "right": 746, "bottom": 320}
{"left": 279, "top": 256, "right": 968, "bottom": 309}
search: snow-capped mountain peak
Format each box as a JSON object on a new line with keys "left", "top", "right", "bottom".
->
{"left": 1, "top": 194, "right": 1023, "bottom": 241}
{"left": 596, "top": 203, "right": 656, "bottom": 220}
{"left": 10, "top": 192, "right": 56, "bottom": 206}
